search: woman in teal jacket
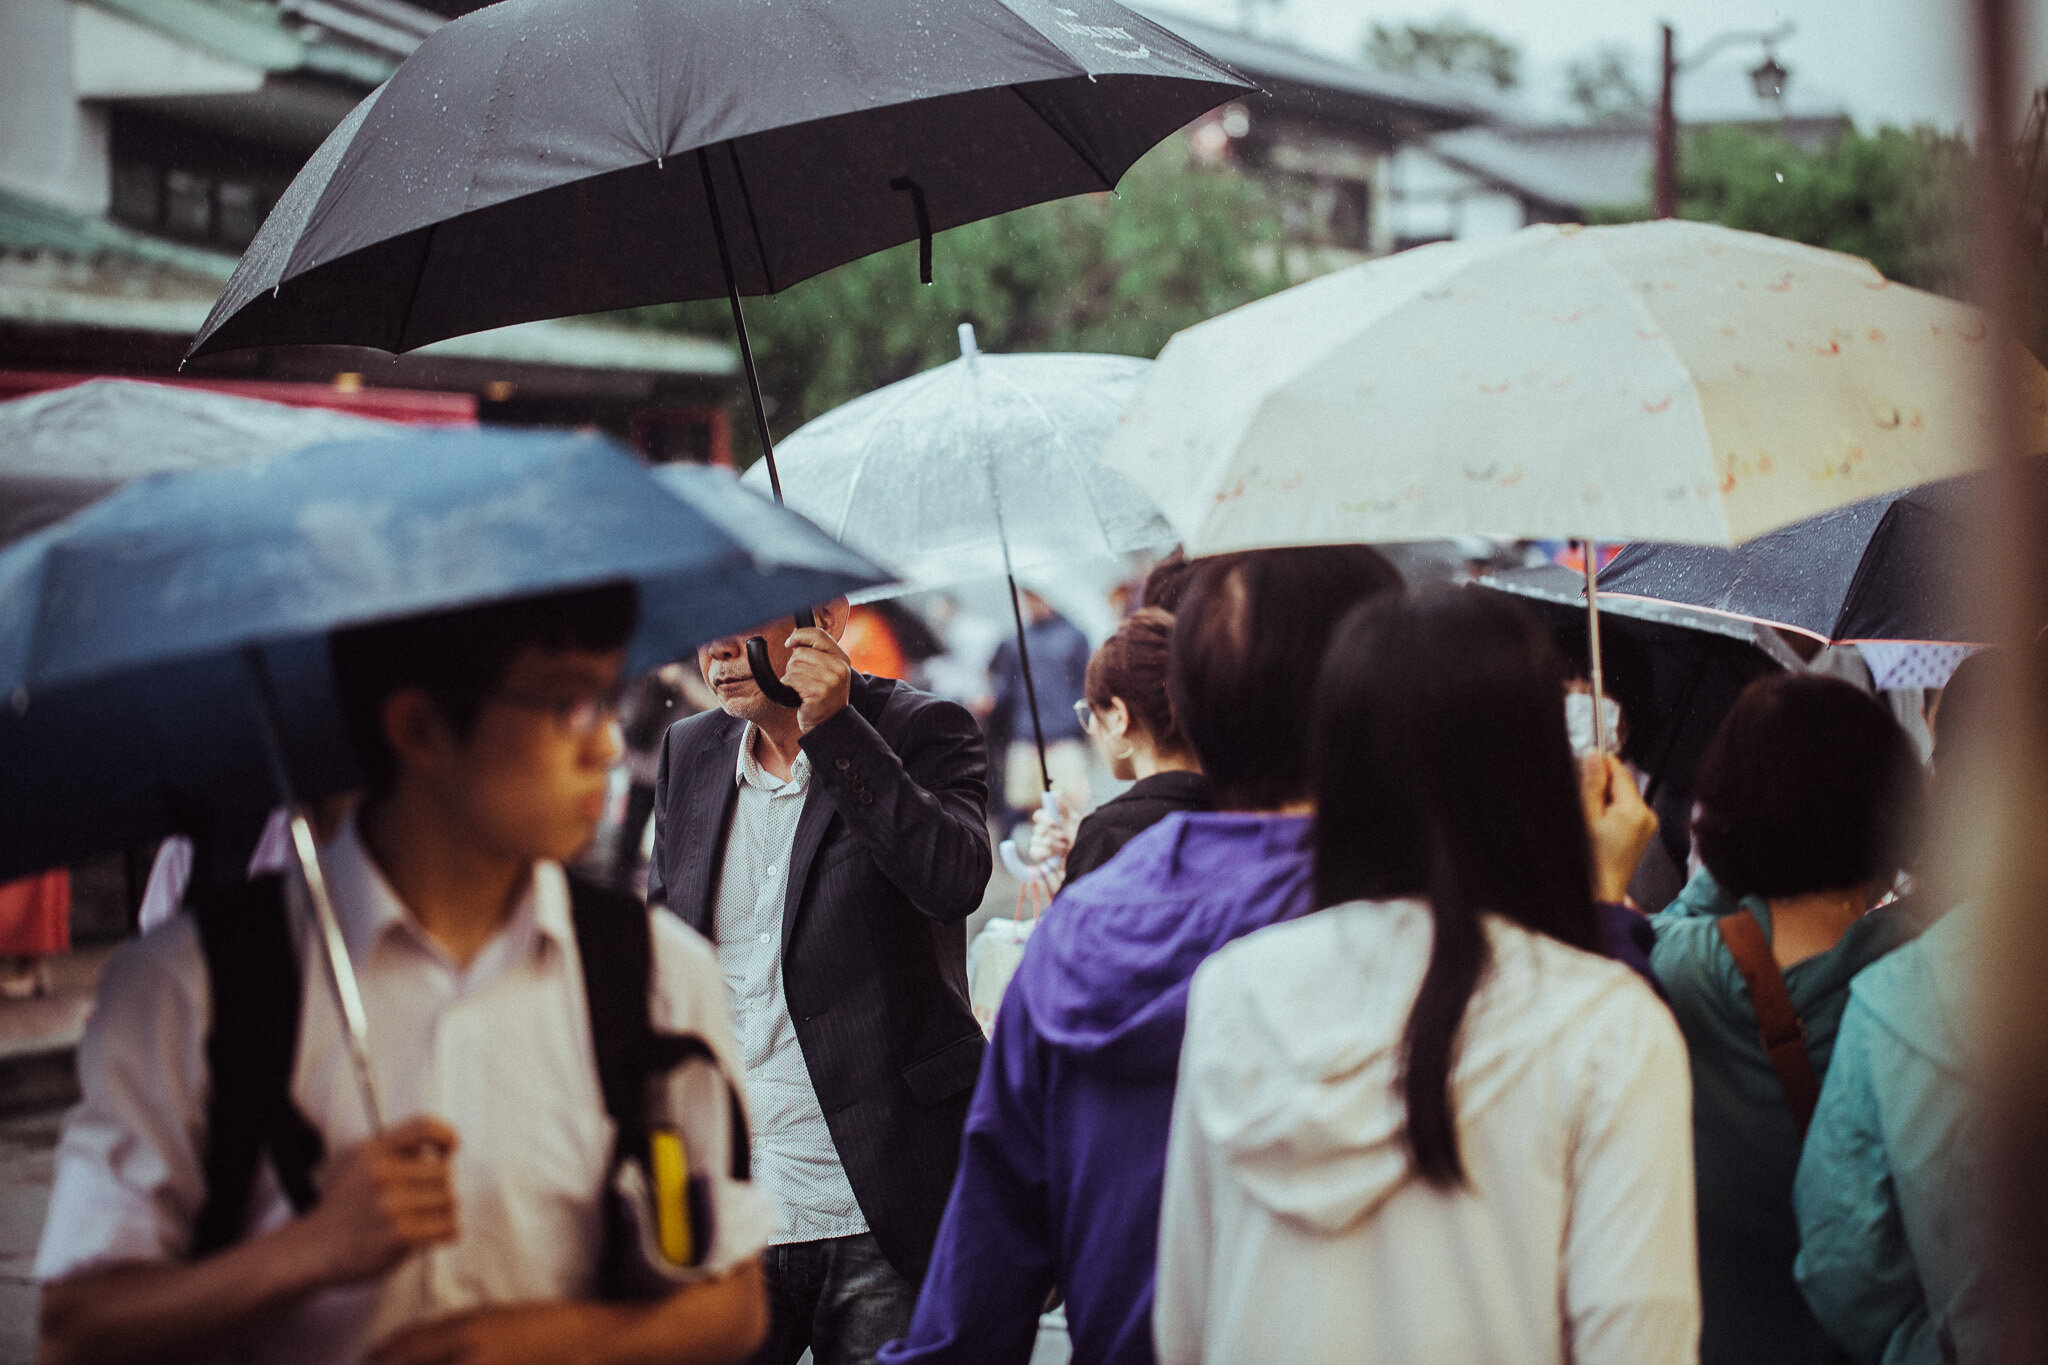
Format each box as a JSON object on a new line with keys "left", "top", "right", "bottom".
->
{"left": 1792, "top": 906, "right": 1993, "bottom": 1365}
{"left": 1649, "top": 674, "right": 1928, "bottom": 1365}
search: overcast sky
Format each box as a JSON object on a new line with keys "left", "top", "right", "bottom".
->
{"left": 1152, "top": 0, "right": 2048, "bottom": 131}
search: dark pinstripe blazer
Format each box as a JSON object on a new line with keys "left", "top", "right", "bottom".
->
{"left": 648, "top": 673, "right": 992, "bottom": 1283}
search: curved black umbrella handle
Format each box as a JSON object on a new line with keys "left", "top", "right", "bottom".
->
{"left": 745, "top": 607, "right": 816, "bottom": 708}
{"left": 746, "top": 636, "right": 803, "bottom": 708}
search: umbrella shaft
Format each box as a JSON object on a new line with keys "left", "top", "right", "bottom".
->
{"left": 697, "top": 148, "right": 785, "bottom": 507}
{"left": 242, "top": 646, "right": 386, "bottom": 1134}
{"left": 1006, "top": 574, "right": 1051, "bottom": 792}
{"left": 1583, "top": 543, "right": 1608, "bottom": 755}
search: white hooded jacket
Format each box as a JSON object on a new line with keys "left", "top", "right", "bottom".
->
{"left": 1155, "top": 899, "right": 1700, "bottom": 1364}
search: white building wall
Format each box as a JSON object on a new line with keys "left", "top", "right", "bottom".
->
{"left": 0, "top": 0, "right": 110, "bottom": 214}
{"left": 1383, "top": 145, "right": 1530, "bottom": 245}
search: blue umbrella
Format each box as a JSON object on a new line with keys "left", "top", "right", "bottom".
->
{"left": 0, "top": 426, "right": 886, "bottom": 1124}
{"left": 0, "top": 427, "right": 886, "bottom": 695}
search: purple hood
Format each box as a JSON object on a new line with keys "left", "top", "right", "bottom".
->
{"left": 1017, "top": 809, "right": 1316, "bottom": 1079}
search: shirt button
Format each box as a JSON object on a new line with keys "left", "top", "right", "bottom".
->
{"left": 758, "top": 931, "right": 772, "bottom": 943}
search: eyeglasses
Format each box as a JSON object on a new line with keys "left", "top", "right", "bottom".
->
{"left": 491, "top": 683, "right": 625, "bottom": 737}
{"left": 1073, "top": 700, "right": 1097, "bottom": 733}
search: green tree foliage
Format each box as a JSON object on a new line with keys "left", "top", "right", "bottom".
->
{"left": 1588, "top": 124, "right": 1975, "bottom": 301}
{"left": 1563, "top": 47, "right": 1649, "bottom": 124}
{"left": 631, "top": 139, "right": 1288, "bottom": 462}
{"left": 1364, "top": 17, "right": 1519, "bottom": 92}
{"left": 1676, "top": 124, "right": 1975, "bottom": 298}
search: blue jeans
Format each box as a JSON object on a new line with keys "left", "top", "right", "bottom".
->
{"left": 748, "top": 1233, "right": 919, "bottom": 1365}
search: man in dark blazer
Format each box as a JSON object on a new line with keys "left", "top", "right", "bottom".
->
{"left": 649, "top": 596, "right": 992, "bottom": 1365}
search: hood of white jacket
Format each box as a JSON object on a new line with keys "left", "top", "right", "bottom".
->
{"left": 1180, "top": 898, "right": 1644, "bottom": 1235}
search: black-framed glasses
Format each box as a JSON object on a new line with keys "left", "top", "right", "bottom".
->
{"left": 1073, "top": 700, "right": 1097, "bottom": 733}
{"left": 491, "top": 683, "right": 626, "bottom": 737}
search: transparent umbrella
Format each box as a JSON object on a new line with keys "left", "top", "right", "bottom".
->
{"left": 743, "top": 325, "right": 1174, "bottom": 873}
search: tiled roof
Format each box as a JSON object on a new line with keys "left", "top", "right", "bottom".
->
{"left": 0, "top": 188, "right": 238, "bottom": 282}
{"left": 1136, "top": 7, "right": 1491, "bottom": 132}
{"left": 0, "top": 190, "right": 734, "bottom": 377}
{"left": 1426, "top": 113, "right": 1854, "bottom": 215}
{"left": 75, "top": 0, "right": 427, "bottom": 90}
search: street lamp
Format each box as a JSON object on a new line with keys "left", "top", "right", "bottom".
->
{"left": 1654, "top": 22, "right": 1796, "bottom": 218}
{"left": 1750, "top": 52, "right": 1790, "bottom": 103}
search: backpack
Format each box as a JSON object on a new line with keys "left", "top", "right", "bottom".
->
{"left": 187, "top": 872, "right": 748, "bottom": 1275}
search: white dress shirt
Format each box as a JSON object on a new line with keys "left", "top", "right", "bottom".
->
{"left": 36, "top": 816, "right": 773, "bottom": 1365}
{"left": 715, "top": 724, "right": 867, "bottom": 1244}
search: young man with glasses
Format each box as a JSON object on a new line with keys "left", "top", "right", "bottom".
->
{"left": 37, "top": 582, "right": 774, "bottom": 1365}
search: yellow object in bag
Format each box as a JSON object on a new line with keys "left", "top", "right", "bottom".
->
{"left": 650, "top": 1128, "right": 693, "bottom": 1265}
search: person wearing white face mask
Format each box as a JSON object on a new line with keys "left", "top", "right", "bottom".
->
{"left": 1028, "top": 609, "right": 1210, "bottom": 893}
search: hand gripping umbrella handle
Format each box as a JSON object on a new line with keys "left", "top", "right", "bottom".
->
{"left": 746, "top": 607, "right": 816, "bottom": 708}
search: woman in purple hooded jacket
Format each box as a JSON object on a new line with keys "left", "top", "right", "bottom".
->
{"left": 879, "top": 546, "right": 1405, "bottom": 1365}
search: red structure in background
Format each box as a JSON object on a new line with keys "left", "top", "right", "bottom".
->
{"left": 0, "top": 370, "right": 477, "bottom": 425}
{"left": 631, "top": 404, "right": 733, "bottom": 468}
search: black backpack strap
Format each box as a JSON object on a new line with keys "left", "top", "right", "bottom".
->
{"left": 567, "top": 875, "right": 654, "bottom": 1168}
{"left": 566, "top": 877, "right": 750, "bottom": 1181}
{"left": 190, "top": 874, "right": 325, "bottom": 1258}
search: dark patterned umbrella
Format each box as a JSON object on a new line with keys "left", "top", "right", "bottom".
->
{"left": 1601, "top": 455, "right": 2048, "bottom": 645}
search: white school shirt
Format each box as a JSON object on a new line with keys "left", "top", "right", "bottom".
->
{"left": 35, "top": 817, "right": 774, "bottom": 1365}
{"left": 714, "top": 724, "right": 867, "bottom": 1243}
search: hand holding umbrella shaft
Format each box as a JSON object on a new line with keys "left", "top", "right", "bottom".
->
{"left": 783, "top": 628, "right": 853, "bottom": 733}
{"left": 1580, "top": 754, "right": 1659, "bottom": 905}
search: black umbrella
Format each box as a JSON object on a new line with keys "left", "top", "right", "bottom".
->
{"left": 1476, "top": 566, "right": 1801, "bottom": 906}
{"left": 185, "top": 0, "right": 1245, "bottom": 700}
{"left": 1601, "top": 454, "right": 2048, "bottom": 645}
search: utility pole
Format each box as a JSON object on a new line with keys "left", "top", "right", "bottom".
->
{"left": 1654, "top": 23, "right": 1678, "bottom": 218}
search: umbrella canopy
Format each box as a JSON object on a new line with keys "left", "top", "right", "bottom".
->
{"left": 0, "top": 379, "right": 395, "bottom": 546}
{"left": 1476, "top": 564, "right": 1800, "bottom": 903}
{"left": 740, "top": 333, "right": 1172, "bottom": 597}
{"left": 0, "top": 434, "right": 888, "bottom": 877}
{"left": 1600, "top": 454, "right": 2048, "bottom": 645}
{"left": 185, "top": 0, "right": 1247, "bottom": 360}
{"left": 0, "top": 429, "right": 888, "bottom": 699}
{"left": 1100, "top": 219, "right": 2048, "bottom": 555}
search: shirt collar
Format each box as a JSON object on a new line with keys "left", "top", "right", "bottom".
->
{"left": 735, "top": 721, "right": 811, "bottom": 795}
{"left": 320, "top": 813, "right": 574, "bottom": 968}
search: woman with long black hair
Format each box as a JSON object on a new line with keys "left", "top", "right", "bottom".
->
{"left": 1154, "top": 587, "right": 1698, "bottom": 1364}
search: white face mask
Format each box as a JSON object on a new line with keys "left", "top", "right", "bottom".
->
{"left": 1565, "top": 691, "right": 1623, "bottom": 758}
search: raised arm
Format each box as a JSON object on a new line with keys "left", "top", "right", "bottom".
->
{"left": 801, "top": 696, "right": 992, "bottom": 923}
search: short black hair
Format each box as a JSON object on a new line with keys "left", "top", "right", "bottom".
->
{"left": 1169, "top": 546, "right": 1403, "bottom": 810}
{"left": 1693, "top": 673, "right": 1924, "bottom": 898}
{"left": 329, "top": 581, "right": 638, "bottom": 796}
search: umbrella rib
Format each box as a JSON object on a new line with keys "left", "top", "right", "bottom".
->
{"left": 985, "top": 363, "right": 1118, "bottom": 558}
{"left": 830, "top": 368, "right": 946, "bottom": 545}
{"left": 1596, "top": 248, "right": 1729, "bottom": 545}
{"left": 1008, "top": 86, "right": 1116, "bottom": 193}
{"left": 725, "top": 141, "right": 778, "bottom": 295}
{"left": 393, "top": 220, "right": 441, "bottom": 353}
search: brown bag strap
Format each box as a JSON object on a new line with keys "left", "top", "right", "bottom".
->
{"left": 1716, "top": 909, "right": 1821, "bottom": 1137}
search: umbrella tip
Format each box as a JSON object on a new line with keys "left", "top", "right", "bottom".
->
{"left": 958, "top": 323, "right": 978, "bottom": 358}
